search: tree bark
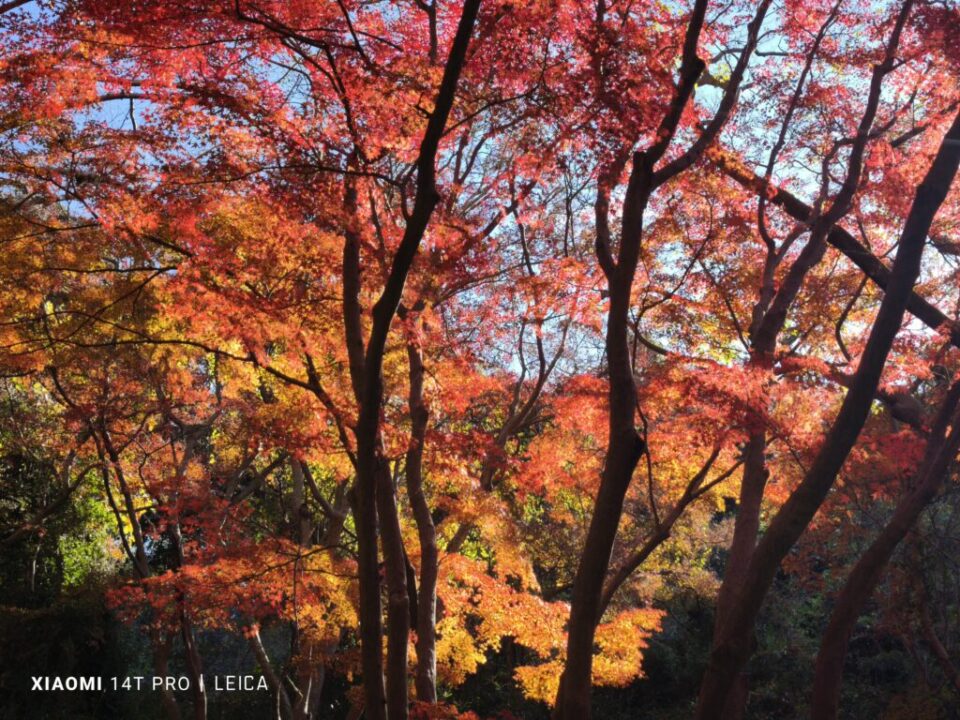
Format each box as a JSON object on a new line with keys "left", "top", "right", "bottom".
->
{"left": 810, "top": 381, "right": 960, "bottom": 719}
{"left": 288, "top": 459, "right": 322, "bottom": 720}
{"left": 405, "top": 340, "right": 439, "bottom": 702}
{"left": 347, "top": 4, "right": 482, "bottom": 717}
{"left": 708, "top": 435, "right": 767, "bottom": 720}
{"left": 374, "top": 454, "right": 411, "bottom": 719}
{"left": 179, "top": 610, "right": 208, "bottom": 720}
{"left": 694, "top": 106, "right": 960, "bottom": 720}
{"left": 250, "top": 627, "right": 295, "bottom": 720}
{"left": 150, "top": 630, "right": 183, "bottom": 720}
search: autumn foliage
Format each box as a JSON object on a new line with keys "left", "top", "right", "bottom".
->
{"left": 1, "top": 1, "right": 960, "bottom": 719}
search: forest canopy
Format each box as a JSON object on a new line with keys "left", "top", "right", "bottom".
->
{"left": 1, "top": 0, "right": 960, "bottom": 719}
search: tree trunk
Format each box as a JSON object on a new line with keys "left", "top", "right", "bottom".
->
{"left": 250, "top": 627, "right": 294, "bottom": 720}
{"left": 289, "top": 459, "right": 321, "bottom": 720}
{"left": 810, "top": 383, "right": 960, "bottom": 719}
{"left": 555, "top": 157, "right": 651, "bottom": 720}
{"left": 151, "top": 630, "right": 182, "bottom": 720}
{"left": 406, "top": 341, "right": 439, "bottom": 702}
{"left": 352, "top": 435, "right": 387, "bottom": 719}
{"left": 555, "top": 0, "right": 777, "bottom": 709}
{"left": 694, "top": 107, "right": 960, "bottom": 720}
{"left": 376, "top": 455, "right": 411, "bottom": 719}
{"left": 345, "top": 3, "right": 481, "bottom": 715}
{"left": 179, "top": 609, "right": 207, "bottom": 720}
{"left": 712, "top": 432, "right": 767, "bottom": 720}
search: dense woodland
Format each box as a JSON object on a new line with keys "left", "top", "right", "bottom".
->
{"left": 1, "top": 0, "right": 960, "bottom": 718}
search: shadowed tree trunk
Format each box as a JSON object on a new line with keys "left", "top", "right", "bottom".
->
{"left": 711, "top": 434, "right": 766, "bottom": 719}
{"left": 555, "top": 1, "right": 772, "bottom": 715}
{"left": 250, "top": 627, "right": 295, "bottom": 720}
{"left": 695, "top": 105, "right": 960, "bottom": 720}
{"left": 405, "top": 338, "right": 439, "bottom": 702}
{"left": 342, "top": 4, "right": 483, "bottom": 717}
{"left": 151, "top": 630, "right": 182, "bottom": 720}
{"left": 810, "top": 379, "right": 960, "bottom": 719}
{"left": 698, "top": 5, "right": 914, "bottom": 715}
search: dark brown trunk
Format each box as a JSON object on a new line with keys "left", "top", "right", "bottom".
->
{"left": 716, "top": 434, "right": 767, "bottom": 621}
{"left": 374, "top": 455, "right": 410, "bottom": 719}
{"left": 694, "top": 106, "right": 960, "bottom": 720}
{"left": 810, "top": 383, "right": 960, "bottom": 719}
{"left": 250, "top": 627, "right": 294, "bottom": 720}
{"left": 179, "top": 610, "right": 208, "bottom": 720}
{"left": 289, "top": 459, "right": 321, "bottom": 720}
{"left": 343, "top": 182, "right": 387, "bottom": 720}
{"left": 712, "top": 432, "right": 767, "bottom": 720}
{"left": 151, "top": 630, "right": 182, "bottom": 720}
{"left": 405, "top": 341, "right": 438, "bottom": 702}
{"left": 555, "top": 159, "right": 650, "bottom": 720}
{"left": 353, "top": 435, "right": 387, "bottom": 719}
{"left": 555, "top": 0, "right": 774, "bottom": 711}
{"left": 347, "top": 4, "right": 481, "bottom": 715}
{"left": 697, "top": 8, "right": 917, "bottom": 715}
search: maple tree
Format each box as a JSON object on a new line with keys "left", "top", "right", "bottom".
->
{"left": 1, "top": 1, "right": 960, "bottom": 720}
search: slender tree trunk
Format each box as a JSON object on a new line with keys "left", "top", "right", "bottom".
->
{"left": 342, "top": 168, "right": 387, "bottom": 720}
{"left": 704, "top": 6, "right": 910, "bottom": 710}
{"left": 353, "top": 438, "right": 388, "bottom": 720}
{"left": 695, "top": 107, "right": 960, "bottom": 720}
{"left": 250, "top": 627, "right": 294, "bottom": 720}
{"left": 179, "top": 610, "right": 208, "bottom": 720}
{"left": 289, "top": 459, "right": 320, "bottom": 720}
{"left": 810, "top": 383, "right": 960, "bottom": 719}
{"left": 168, "top": 485, "right": 207, "bottom": 720}
{"left": 555, "top": 0, "right": 775, "bottom": 709}
{"left": 716, "top": 435, "right": 767, "bottom": 619}
{"left": 151, "top": 630, "right": 182, "bottom": 720}
{"left": 712, "top": 432, "right": 767, "bottom": 719}
{"left": 375, "top": 454, "right": 411, "bottom": 718}
{"left": 405, "top": 341, "right": 439, "bottom": 702}
{"left": 555, "top": 162, "right": 651, "bottom": 720}
{"left": 348, "top": 4, "right": 481, "bottom": 716}
{"left": 598, "top": 447, "right": 738, "bottom": 617}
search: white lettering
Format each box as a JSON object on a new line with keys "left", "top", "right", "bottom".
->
{"left": 211, "top": 675, "right": 268, "bottom": 691}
